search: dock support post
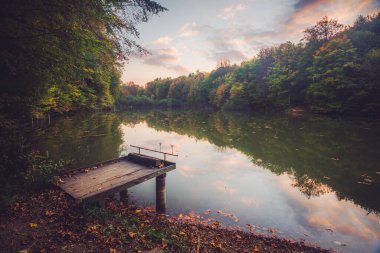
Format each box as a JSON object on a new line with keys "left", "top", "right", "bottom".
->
{"left": 120, "top": 189, "right": 129, "bottom": 205}
{"left": 156, "top": 173, "right": 166, "bottom": 214}
{"left": 98, "top": 198, "right": 106, "bottom": 208}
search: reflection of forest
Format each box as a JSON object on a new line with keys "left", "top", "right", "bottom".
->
{"left": 0, "top": 113, "right": 123, "bottom": 172}
{"left": 2, "top": 110, "right": 379, "bottom": 214}
{"left": 32, "top": 113, "right": 124, "bottom": 168}
{"left": 0, "top": 113, "right": 124, "bottom": 210}
{"left": 120, "top": 110, "right": 380, "bottom": 214}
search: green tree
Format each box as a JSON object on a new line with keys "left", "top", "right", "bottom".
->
{"left": 307, "top": 36, "right": 360, "bottom": 113}
{"left": 0, "top": 0, "right": 166, "bottom": 116}
{"left": 266, "top": 42, "right": 304, "bottom": 107}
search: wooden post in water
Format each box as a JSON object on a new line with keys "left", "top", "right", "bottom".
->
{"left": 156, "top": 173, "right": 166, "bottom": 214}
{"left": 120, "top": 189, "right": 128, "bottom": 205}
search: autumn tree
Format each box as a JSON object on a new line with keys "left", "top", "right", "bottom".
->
{"left": 0, "top": 0, "right": 166, "bottom": 116}
{"left": 307, "top": 36, "right": 360, "bottom": 113}
{"left": 303, "top": 16, "right": 345, "bottom": 45}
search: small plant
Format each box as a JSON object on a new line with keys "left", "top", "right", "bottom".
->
{"left": 104, "top": 224, "right": 114, "bottom": 235}
{"left": 23, "top": 151, "right": 66, "bottom": 188}
{"left": 145, "top": 227, "right": 164, "bottom": 242}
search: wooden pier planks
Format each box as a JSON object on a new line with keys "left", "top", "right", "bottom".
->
{"left": 59, "top": 158, "right": 175, "bottom": 202}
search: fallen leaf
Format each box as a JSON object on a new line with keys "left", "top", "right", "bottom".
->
{"left": 29, "top": 223, "right": 38, "bottom": 228}
{"left": 45, "top": 210, "right": 55, "bottom": 216}
{"left": 363, "top": 178, "right": 374, "bottom": 183}
{"left": 145, "top": 248, "right": 163, "bottom": 253}
{"left": 56, "top": 178, "right": 64, "bottom": 184}
{"left": 128, "top": 232, "right": 137, "bottom": 238}
{"left": 357, "top": 181, "right": 371, "bottom": 185}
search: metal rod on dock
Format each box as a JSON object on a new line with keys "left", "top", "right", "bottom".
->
{"left": 130, "top": 145, "right": 178, "bottom": 160}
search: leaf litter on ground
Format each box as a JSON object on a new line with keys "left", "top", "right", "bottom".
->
{"left": 0, "top": 187, "right": 333, "bottom": 253}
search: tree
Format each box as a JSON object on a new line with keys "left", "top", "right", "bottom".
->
{"left": 0, "top": 0, "right": 167, "bottom": 116}
{"left": 307, "top": 36, "right": 360, "bottom": 113}
{"left": 266, "top": 42, "right": 303, "bottom": 107}
{"left": 303, "top": 16, "right": 345, "bottom": 45}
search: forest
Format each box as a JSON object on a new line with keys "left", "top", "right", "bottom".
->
{"left": 119, "top": 14, "right": 380, "bottom": 116}
{"left": 0, "top": 0, "right": 166, "bottom": 118}
{"left": 1, "top": 1, "right": 379, "bottom": 117}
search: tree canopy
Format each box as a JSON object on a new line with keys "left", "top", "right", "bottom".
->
{"left": 0, "top": 0, "right": 166, "bottom": 117}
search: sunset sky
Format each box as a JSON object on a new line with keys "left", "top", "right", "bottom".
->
{"left": 122, "top": 0, "right": 380, "bottom": 85}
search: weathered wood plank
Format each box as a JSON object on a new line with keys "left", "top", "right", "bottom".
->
{"left": 79, "top": 164, "right": 175, "bottom": 201}
{"left": 62, "top": 162, "right": 144, "bottom": 189}
{"left": 128, "top": 153, "right": 162, "bottom": 167}
{"left": 59, "top": 155, "right": 176, "bottom": 202}
{"left": 68, "top": 165, "right": 150, "bottom": 198}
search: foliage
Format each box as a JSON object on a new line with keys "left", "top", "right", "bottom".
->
{"left": 117, "top": 95, "right": 154, "bottom": 108}
{"left": 0, "top": 0, "right": 166, "bottom": 117}
{"left": 23, "top": 151, "right": 66, "bottom": 188}
{"left": 121, "top": 13, "right": 380, "bottom": 116}
{"left": 0, "top": 112, "right": 124, "bottom": 211}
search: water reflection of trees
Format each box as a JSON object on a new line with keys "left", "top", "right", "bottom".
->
{"left": 0, "top": 113, "right": 124, "bottom": 210}
{"left": 120, "top": 109, "right": 380, "bottom": 214}
{"left": 32, "top": 113, "right": 124, "bottom": 168}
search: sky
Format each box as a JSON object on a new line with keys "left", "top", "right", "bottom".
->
{"left": 122, "top": 0, "right": 380, "bottom": 85}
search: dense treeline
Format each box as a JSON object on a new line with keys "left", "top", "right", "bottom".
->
{"left": 120, "top": 14, "right": 380, "bottom": 115}
{"left": 0, "top": 0, "right": 166, "bottom": 118}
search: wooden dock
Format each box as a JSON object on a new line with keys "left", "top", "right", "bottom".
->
{"left": 58, "top": 147, "right": 177, "bottom": 209}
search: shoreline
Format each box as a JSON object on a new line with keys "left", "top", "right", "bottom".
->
{"left": 0, "top": 187, "right": 332, "bottom": 253}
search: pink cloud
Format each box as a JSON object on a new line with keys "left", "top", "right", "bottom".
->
{"left": 218, "top": 3, "right": 247, "bottom": 20}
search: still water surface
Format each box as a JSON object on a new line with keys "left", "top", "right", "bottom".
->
{"left": 5, "top": 110, "right": 380, "bottom": 252}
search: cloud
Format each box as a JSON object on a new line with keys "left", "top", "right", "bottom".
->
{"left": 293, "top": 0, "right": 324, "bottom": 11}
{"left": 287, "top": 0, "right": 380, "bottom": 34}
{"left": 206, "top": 49, "right": 247, "bottom": 62}
{"left": 144, "top": 47, "right": 178, "bottom": 65}
{"left": 214, "top": 180, "right": 237, "bottom": 195}
{"left": 203, "top": 27, "right": 250, "bottom": 62}
{"left": 152, "top": 36, "right": 173, "bottom": 45}
{"left": 240, "top": 196, "right": 259, "bottom": 207}
{"left": 277, "top": 175, "right": 380, "bottom": 243}
{"left": 169, "top": 65, "right": 190, "bottom": 73}
{"left": 179, "top": 165, "right": 200, "bottom": 178}
{"left": 143, "top": 46, "right": 189, "bottom": 74}
{"left": 179, "top": 22, "right": 207, "bottom": 37}
{"left": 238, "top": 0, "right": 380, "bottom": 50}
{"left": 218, "top": 3, "right": 247, "bottom": 20}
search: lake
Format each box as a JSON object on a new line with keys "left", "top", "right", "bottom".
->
{"left": 1, "top": 109, "right": 380, "bottom": 252}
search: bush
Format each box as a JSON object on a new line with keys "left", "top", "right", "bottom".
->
{"left": 116, "top": 95, "right": 154, "bottom": 108}
{"left": 156, "top": 98, "right": 183, "bottom": 108}
{"left": 23, "top": 151, "right": 66, "bottom": 188}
